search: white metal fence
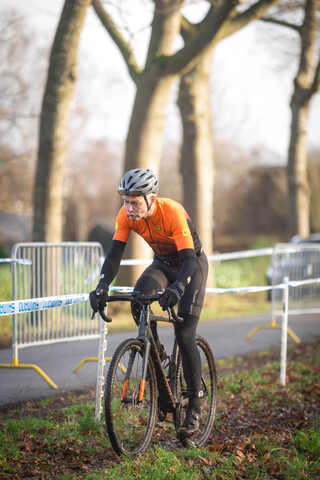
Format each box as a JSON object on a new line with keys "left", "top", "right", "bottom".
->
{"left": 0, "top": 243, "right": 104, "bottom": 387}
{"left": 271, "top": 243, "right": 320, "bottom": 318}
{"left": 10, "top": 242, "right": 104, "bottom": 349}
{"left": 1, "top": 243, "right": 319, "bottom": 395}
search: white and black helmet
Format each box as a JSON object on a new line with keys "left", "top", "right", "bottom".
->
{"left": 118, "top": 168, "right": 159, "bottom": 196}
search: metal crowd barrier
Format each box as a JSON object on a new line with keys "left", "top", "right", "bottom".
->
{"left": 0, "top": 242, "right": 104, "bottom": 388}
{"left": 271, "top": 243, "right": 320, "bottom": 319}
{"left": 1, "top": 244, "right": 319, "bottom": 397}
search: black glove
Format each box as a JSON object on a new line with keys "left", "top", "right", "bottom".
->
{"left": 89, "top": 281, "right": 109, "bottom": 314}
{"left": 159, "top": 282, "right": 185, "bottom": 310}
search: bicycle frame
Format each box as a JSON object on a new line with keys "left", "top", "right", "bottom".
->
{"left": 103, "top": 293, "right": 181, "bottom": 419}
{"left": 136, "top": 303, "right": 178, "bottom": 415}
{"left": 101, "top": 292, "right": 218, "bottom": 455}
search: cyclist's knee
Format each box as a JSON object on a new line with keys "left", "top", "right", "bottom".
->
{"left": 175, "top": 313, "right": 198, "bottom": 349}
{"left": 131, "top": 275, "right": 164, "bottom": 326}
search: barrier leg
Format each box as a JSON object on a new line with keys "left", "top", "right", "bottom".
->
{"left": 0, "top": 323, "right": 58, "bottom": 389}
{"left": 247, "top": 322, "right": 300, "bottom": 343}
{"left": 280, "top": 278, "right": 289, "bottom": 386}
{"left": 95, "top": 317, "right": 108, "bottom": 423}
{"left": 0, "top": 360, "right": 58, "bottom": 389}
{"left": 73, "top": 356, "right": 112, "bottom": 373}
{"left": 247, "top": 318, "right": 300, "bottom": 343}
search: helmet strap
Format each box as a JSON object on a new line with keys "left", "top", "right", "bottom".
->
{"left": 144, "top": 195, "right": 151, "bottom": 212}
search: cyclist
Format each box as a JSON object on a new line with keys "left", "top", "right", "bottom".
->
{"left": 90, "top": 168, "right": 208, "bottom": 440}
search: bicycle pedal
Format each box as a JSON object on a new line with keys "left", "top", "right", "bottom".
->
{"left": 179, "top": 437, "right": 197, "bottom": 448}
{"left": 158, "top": 409, "right": 167, "bottom": 422}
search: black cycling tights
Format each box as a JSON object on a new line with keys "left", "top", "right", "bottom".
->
{"left": 175, "top": 313, "right": 202, "bottom": 400}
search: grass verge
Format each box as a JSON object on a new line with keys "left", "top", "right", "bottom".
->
{"left": 0, "top": 338, "right": 319, "bottom": 479}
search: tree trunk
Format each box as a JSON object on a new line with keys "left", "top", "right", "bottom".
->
{"left": 178, "top": 49, "right": 215, "bottom": 256}
{"left": 120, "top": 0, "right": 183, "bottom": 279}
{"left": 125, "top": 69, "right": 176, "bottom": 173}
{"left": 33, "top": 0, "right": 91, "bottom": 241}
{"left": 287, "top": 93, "right": 311, "bottom": 237}
{"left": 92, "top": 0, "right": 276, "bottom": 284}
{"left": 287, "top": 0, "right": 318, "bottom": 238}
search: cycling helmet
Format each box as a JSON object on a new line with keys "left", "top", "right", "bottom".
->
{"left": 118, "top": 168, "right": 159, "bottom": 196}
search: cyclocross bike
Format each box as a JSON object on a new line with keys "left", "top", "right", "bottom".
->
{"left": 97, "top": 291, "right": 218, "bottom": 456}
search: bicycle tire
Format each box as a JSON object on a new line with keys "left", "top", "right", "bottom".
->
{"left": 104, "top": 338, "right": 158, "bottom": 456}
{"left": 175, "top": 335, "right": 218, "bottom": 446}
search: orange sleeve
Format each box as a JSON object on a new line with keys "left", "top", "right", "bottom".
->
{"left": 113, "top": 206, "right": 131, "bottom": 243}
{"left": 169, "top": 206, "right": 195, "bottom": 251}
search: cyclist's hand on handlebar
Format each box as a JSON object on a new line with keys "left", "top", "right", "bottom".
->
{"left": 159, "top": 281, "right": 185, "bottom": 310}
{"left": 89, "top": 281, "right": 109, "bottom": 315}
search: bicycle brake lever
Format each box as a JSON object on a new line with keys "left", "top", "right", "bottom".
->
{"left": 99, "top": 307, "right": 112, "bottom": 323}
{"left": 91, "top": 309, "right": 112, "bottom": 322}
{"left": 169, "top": 307, "right": 184, "bottom": 323}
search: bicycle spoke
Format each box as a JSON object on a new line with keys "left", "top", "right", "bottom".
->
{"left": 176, "top": 336, "right": 217, "bottom": 446}
{"left": 105, "top": 339, "right": 157, "bottom": 456}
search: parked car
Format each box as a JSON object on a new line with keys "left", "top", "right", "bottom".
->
{"left": 266, "top": 234, "right": 320, "bottom": 301}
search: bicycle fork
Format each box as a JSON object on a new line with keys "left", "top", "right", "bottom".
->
{"left": 120, "top": 341, "right": 151, "bottom": 405}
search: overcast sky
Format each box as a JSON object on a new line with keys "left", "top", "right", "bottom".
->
{"left": 2, "top": 0, "right": 320, "bottom": 164}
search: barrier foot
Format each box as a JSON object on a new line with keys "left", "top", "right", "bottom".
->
{"left": 247, "top": 324, "right": 301, "bottom": 344}
{"left": 73, "top": 357, "right": 112, "bottom": 373}
{"left": 0, "top": 362, "right": 58, "bottom": 389}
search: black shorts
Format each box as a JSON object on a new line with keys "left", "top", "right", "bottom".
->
{"left": 134, "top": 251, "right": 208, "bottom": 318}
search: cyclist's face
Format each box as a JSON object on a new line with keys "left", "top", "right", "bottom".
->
{"left": 122, "top": 195, "right": 155, "bottom": 221}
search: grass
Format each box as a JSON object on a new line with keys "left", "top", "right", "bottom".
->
{"left": 0, "top": 339, "right": 319, "bottom": 479}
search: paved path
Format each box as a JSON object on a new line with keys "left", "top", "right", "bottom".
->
{"left": 0, "top": 313, "right": 319, "bottom": 407}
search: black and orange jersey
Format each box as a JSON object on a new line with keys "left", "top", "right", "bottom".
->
{"left": 113, "top": 197, "right": 202, "bottom": 261}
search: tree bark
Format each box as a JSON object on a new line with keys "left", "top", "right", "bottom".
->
{"left": 177, "top": 0, "right": 279, "bottom": 256}
{"left": 93, "top": 0, "right": 237, "bottom": 280}
{"left": 178, "top": 49, "right": 215, "bottom": 256}
{"left": 93, "top": 0, "right": 281, "bottom": 283}
{"left": 287, "top": 0, "right": 319, "bottom": 237}
{"left": 287, "top": 91, "right": 311, "bottom": 237}
{"left": 33, "top": 0, "right": 91, "bottom": 241}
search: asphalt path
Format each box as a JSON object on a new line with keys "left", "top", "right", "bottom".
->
{"left": 0, "top": 313, "right": 319, "bottom": 408}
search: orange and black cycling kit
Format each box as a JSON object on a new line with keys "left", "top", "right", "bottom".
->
{"left": 100, "top": 197, "right": 209, "bottom": 395}
{"left": 100, "top": 198, "right": 204, "bottom": 289}
{"left": 113, "top": 197, "right": 202, "bottom": 261}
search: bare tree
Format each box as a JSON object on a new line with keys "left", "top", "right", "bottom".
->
{"left": 33, "top": 0, "right": 91, "bottom": 241}
{"left": 92, "top": 0, "right": 238, "bottom": 276}
{"left": 262, "top": 0, "right": 320, "bottom": 237}
{"left": 178, "top": 0, "right": 279, "bottom": 254}
{"left": 0, "top": 11, "right": 46, "bottom": 244}
{"left": 308, "top": 148, "right": 320, "bottom": 232}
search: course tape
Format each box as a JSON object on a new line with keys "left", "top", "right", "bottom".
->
{"left": 0, "top": 286, "right": 133, "bottom": 317}
{"left": 119, "top": 247, "right": 274, "bottom": 266}
{"left": 0, "top": 294, "right": 89, "bottom": 317}
{"left": 0, "top": 279, "right": 319, "bottom": 317}
{"left": 207, "top": 247, "right": 273, "bottom": 262}
{"left": 206, "top": 277, "right": 320, "bottom": 294}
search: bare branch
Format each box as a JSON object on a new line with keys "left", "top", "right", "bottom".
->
{"left": 91, "top": 0, "right": 142, "bottom": 83}
{"left": 259, "top": 16, "right": 301, "bottom": 33}
{"left": 222, "top": 0, "right": 283, "bottom": 38}
{"left": 164, "top": 0, "right": 238, "bottom": 76}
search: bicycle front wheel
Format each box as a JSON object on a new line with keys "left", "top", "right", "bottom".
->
{"left": 176, "top": 335, "right": 218, "bottom": 447}
{"left": 104, "top": 339, "right": 158, "bottom": 456}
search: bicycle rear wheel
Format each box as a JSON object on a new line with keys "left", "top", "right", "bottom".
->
{"left": 104, "top": 339, "right": 157, "bottom": 456}
{"left": 176, "top": 335, "right": 217, "bottom": 446}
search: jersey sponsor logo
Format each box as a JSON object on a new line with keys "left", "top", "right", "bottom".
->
{"left": 182, "top": 228, "right": 190, "bottom": 236}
